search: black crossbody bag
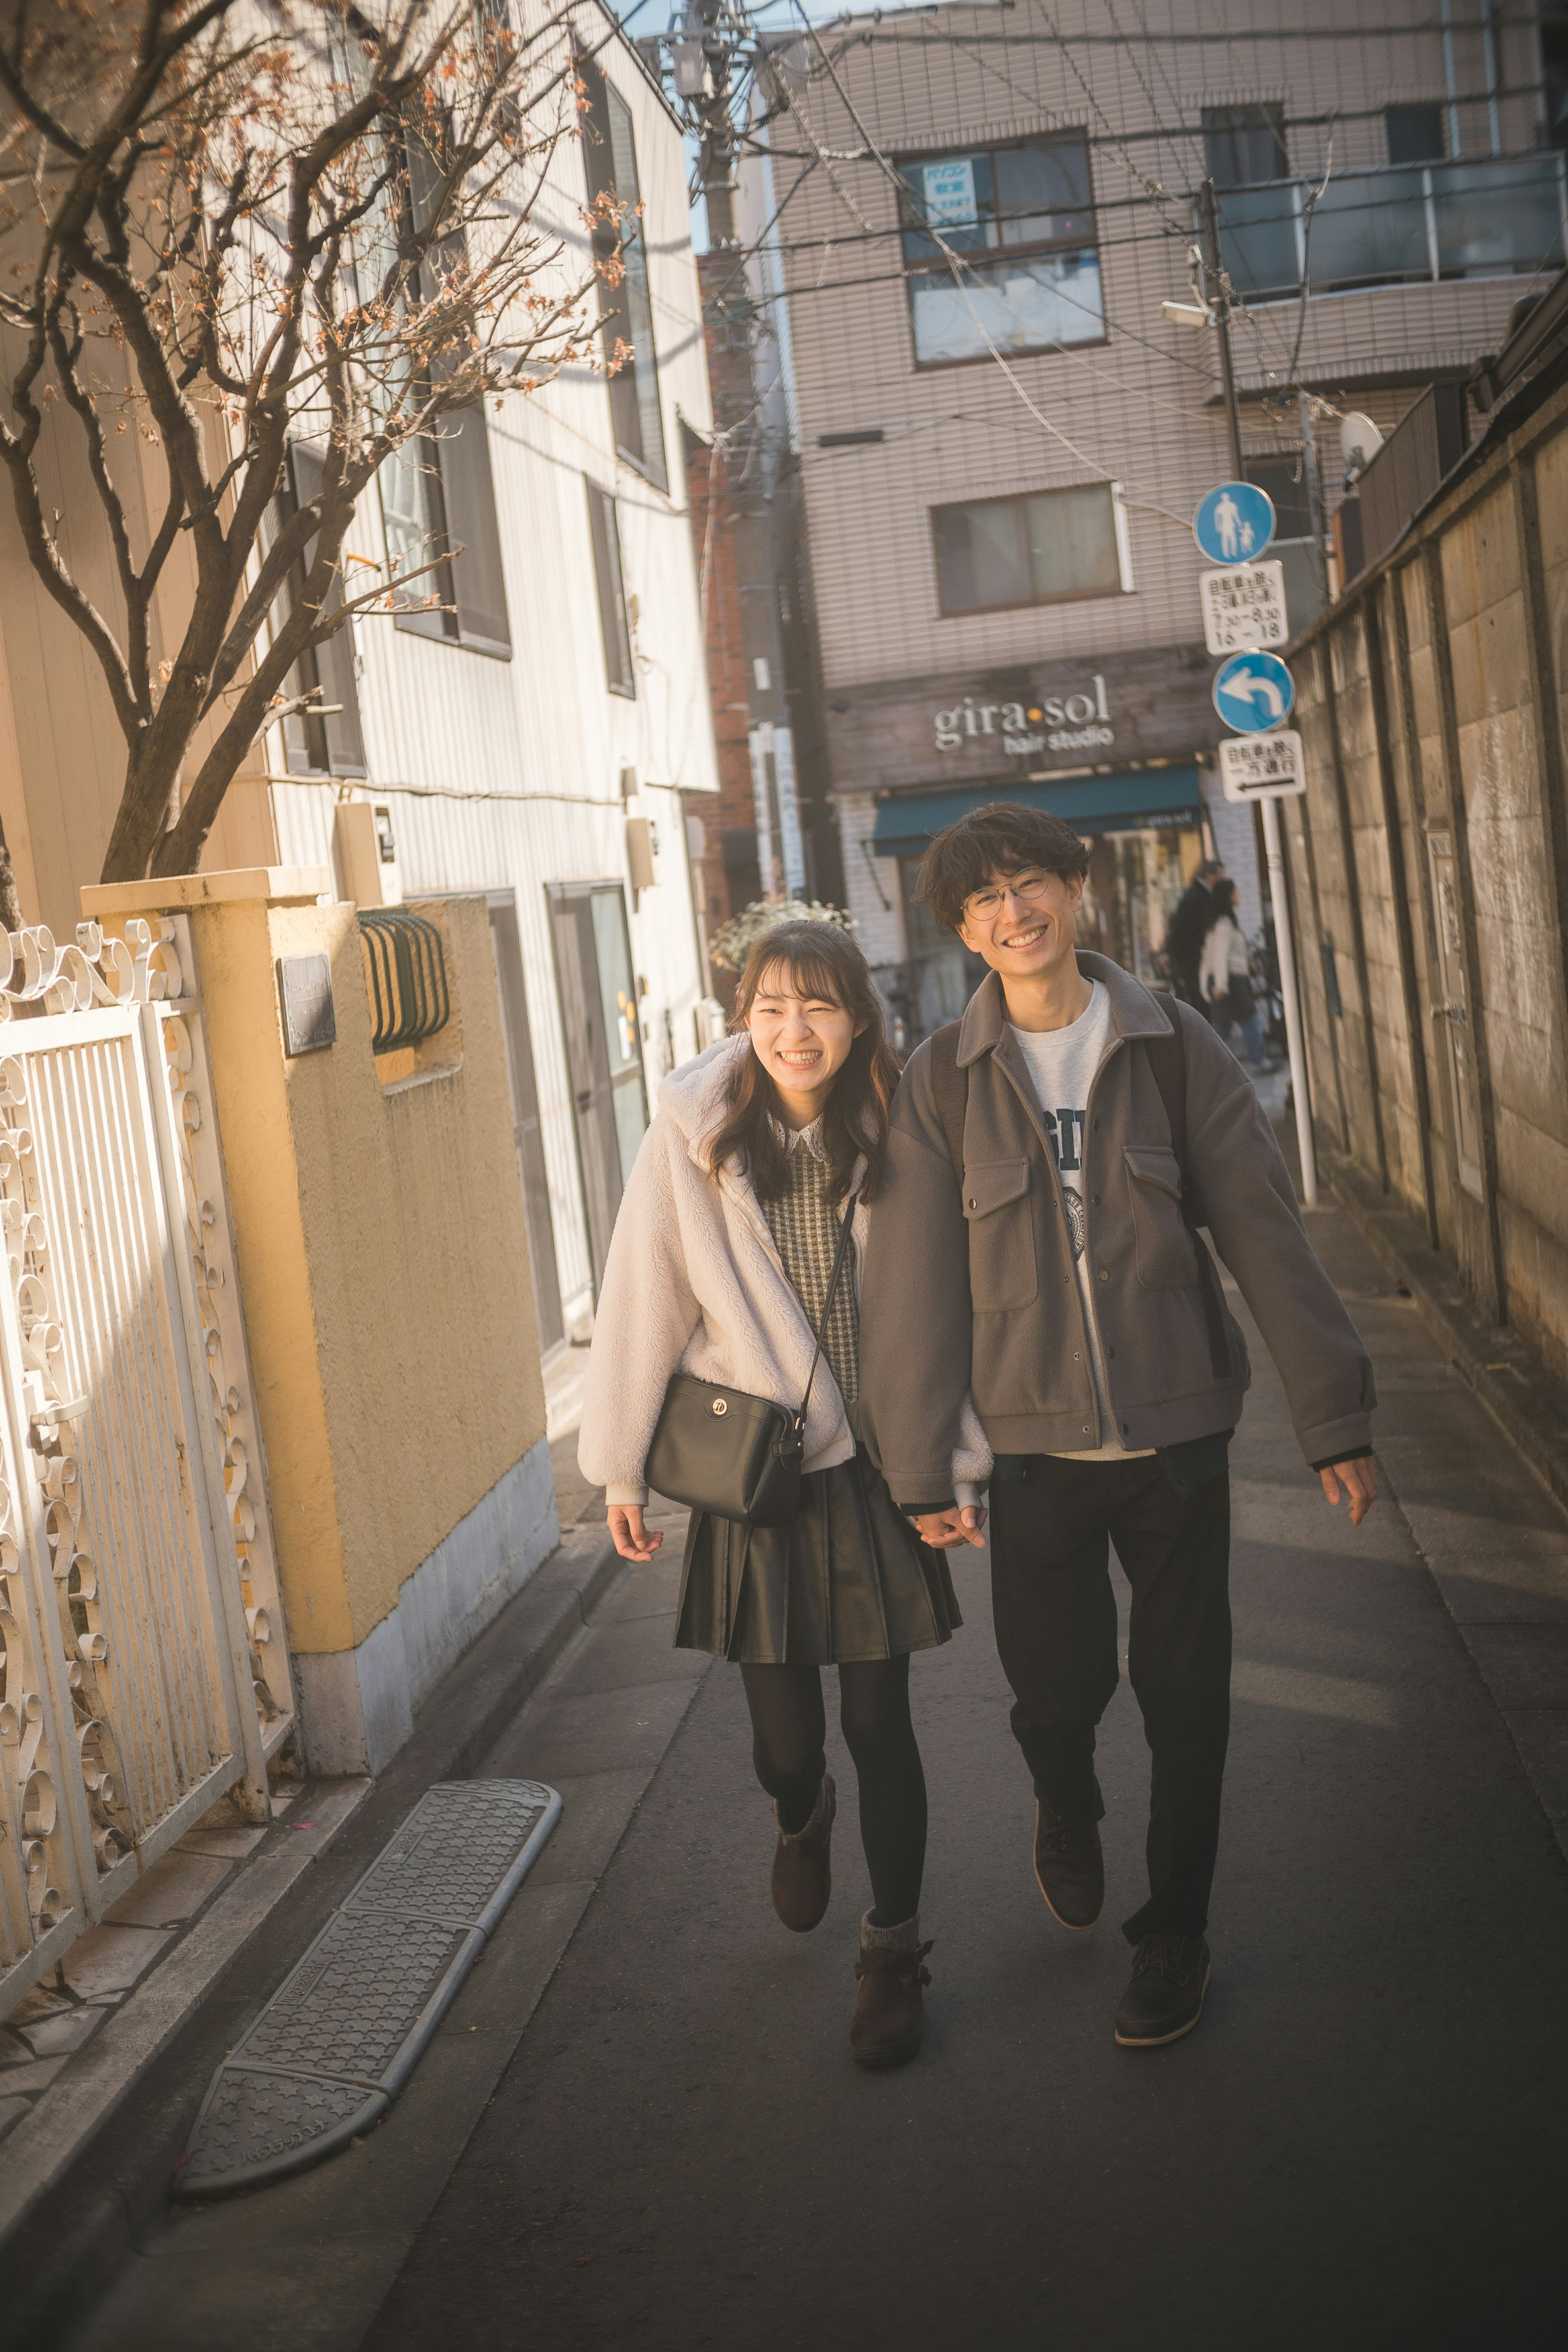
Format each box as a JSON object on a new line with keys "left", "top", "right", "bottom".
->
{"left": 644, "top": 1191, "right": 859, "bottom": 1528}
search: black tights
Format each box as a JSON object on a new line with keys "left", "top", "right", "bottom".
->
{"left": 740, "top": 1657, "right": 927, "bottom": 1927}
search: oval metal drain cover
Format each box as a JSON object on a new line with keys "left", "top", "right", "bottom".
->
{"left": 175, "top": 1778, "right": 560, "bottom": 2198}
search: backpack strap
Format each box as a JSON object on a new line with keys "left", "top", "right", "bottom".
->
{"left": 927, "top": 1019, "right": 967, "bottom": 1186}
{"left": 1143, "top": 1005, "right": 1233, "bottom": 1381}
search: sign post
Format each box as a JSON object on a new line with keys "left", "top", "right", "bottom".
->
{"left": 1259, "top": 794, "right": 1317, "bottom": 1207}
{"left": 1197, "top": 465, "right": 1318, "bottom": 1204}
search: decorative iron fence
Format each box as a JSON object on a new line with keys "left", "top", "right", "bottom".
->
{"left": 0, "top": 918, "right": 290, "bottom": 2019}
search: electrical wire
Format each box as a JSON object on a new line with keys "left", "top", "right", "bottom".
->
{"left": 784, "top": 4, "right": 1197, "bottom": 505}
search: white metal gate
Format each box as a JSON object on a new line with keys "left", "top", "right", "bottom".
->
{"left": 0, "top": 917, "right": 292, "bottom": 2016}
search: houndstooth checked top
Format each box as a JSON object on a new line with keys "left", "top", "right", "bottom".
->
{"left": 762, "top": 1120, "right": 859, "bottom": 1421}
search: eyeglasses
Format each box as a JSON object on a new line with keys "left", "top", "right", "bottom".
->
{"left": 962, "top": 871, "right": 1056, "bottom": 924}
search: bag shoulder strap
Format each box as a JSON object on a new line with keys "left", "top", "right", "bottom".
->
{"left": 1143, "top": 1003, "right": 1232, "bottom": 1380}
{"left": 1142, "top": 1008, "right": 1191, "bottom": 1218}
{"left": 927, "top": 1020, "right": 967, "bottom": 1186}
{"left": 795, "top": 1187, "right": 860, "bottom": 1427}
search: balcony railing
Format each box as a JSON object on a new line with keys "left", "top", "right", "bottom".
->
{"left": 1212, "top": 152, "right": 1568, "bottom": 303}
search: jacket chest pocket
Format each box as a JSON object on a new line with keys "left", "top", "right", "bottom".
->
{"left": 1124, "top": 1145, "right": 1200, "bottom": 1290}
{"left": 963, "top": 1158, "right": 1037, "bottom": 1311}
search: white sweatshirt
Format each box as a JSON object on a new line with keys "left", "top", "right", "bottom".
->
{"left": 577, "top": 1035, "right": 993, "bottom": 1510}
{"left": 1200, "top": 913, "right": 1250, "bottom": 1004}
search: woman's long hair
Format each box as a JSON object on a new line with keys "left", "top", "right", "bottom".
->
{"left": 705, "top": 922, "right": 902, "bottom": 1205}
{"left": 1207, "top": 877, "right": 1238, "bottom": 930}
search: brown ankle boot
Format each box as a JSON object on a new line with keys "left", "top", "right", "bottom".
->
{"left": 850, "top": 1919, "right": 932, "bottom": 2070}
{"left": 771, "top": 1773, "right": 835, "bottom": 1931}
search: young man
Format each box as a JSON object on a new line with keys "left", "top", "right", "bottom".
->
{"left": 858, "top": 804, "right": 1376, "bottom": 2048}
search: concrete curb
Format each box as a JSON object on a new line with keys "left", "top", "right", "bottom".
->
{"left": 0, "top": 1523, "right": 620, "bottom": 2352}
{"left": 1326, "top": 1156, "right": 1568, "bottom": 1524}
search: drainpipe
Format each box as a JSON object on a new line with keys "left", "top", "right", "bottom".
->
{"left": 1440, "top": 0, "right": 1463, "bottom": 160}
{"left": 1480, "top": 0, "right": 1501, "bottom": 157}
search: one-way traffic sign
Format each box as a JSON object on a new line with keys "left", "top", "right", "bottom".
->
{"left": 1219, "top": 731, "right": 1306, "bottom": 800}
{"left": 1199, "top": 561, "right": 1289, "bottom": 656}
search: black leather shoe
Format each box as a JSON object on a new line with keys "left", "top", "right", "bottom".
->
{"left": 1115, "top": 1931, "right": 1211, "bottom": 2047}
{"left": 1033, "top": 1800, "right": 1104, "bottom": 1929}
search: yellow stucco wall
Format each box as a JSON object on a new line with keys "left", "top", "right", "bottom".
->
{"left": 87, "top": 875, "right": 546, "bottom": 1656}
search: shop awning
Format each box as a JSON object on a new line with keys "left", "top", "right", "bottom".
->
{"left": 870, "top": 766, "right": 1205, "bottom": 858}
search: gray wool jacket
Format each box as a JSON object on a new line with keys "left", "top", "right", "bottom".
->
{"left": 858, "top": 954, "right": 1376, "bottom": 1511}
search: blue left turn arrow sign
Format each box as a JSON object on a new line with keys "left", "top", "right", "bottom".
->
{"left": 1212, "top": 650, "right": 1294, "bottom": 733}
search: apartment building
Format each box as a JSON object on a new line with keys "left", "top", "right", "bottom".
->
{"left": 747, "top": 0, "right": 1557, "bottom": 1034}
{"left": 0, "top": 7, "right": 720, "bottom": 1351}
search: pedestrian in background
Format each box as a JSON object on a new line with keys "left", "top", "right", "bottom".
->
{"left": 579, "top": 921, "right": 989, "bottom": 2070}
{"left": 859, "top": 803, "right": 1377, "bottom": 2050}
{"left": 1199, "top": 879, "right": 1274, "bottom": 1070}
{"left": 1163, "top": 857, "right": 1225, "bottom": 1007}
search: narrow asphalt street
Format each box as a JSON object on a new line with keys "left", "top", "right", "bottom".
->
{"left": 74, "top": 1206, "right": 1568, "bottom": 2352}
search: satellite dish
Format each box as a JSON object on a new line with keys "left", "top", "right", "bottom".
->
{"left": 1341, "top": 412, "right": 1383, "bottom": 474}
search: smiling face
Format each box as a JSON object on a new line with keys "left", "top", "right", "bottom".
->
{"left": 745, "top": 961, "right": 862, "bottom": 1124}
{"left": 956, "top": 865, "right": 1084, "bottom": 983}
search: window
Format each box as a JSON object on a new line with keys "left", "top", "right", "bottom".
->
{"left": 374, "top": 116, "right": 512, "bottom": 657}
{"left": 578, "top": 54, "right": 666, "bottom": 488}
{"left": 932, "top": 485, "right": 1127, "bottom": 616}
{"left": 1202, "top": 105, "right": 1289, "bottom": 189}
{"left": 1244, "top": 457, "right": 1314, "bottom": 542}
{"left": 269, "top": 443, "right": 366, "bottom": 777}
{"left": 1545, "top": 0, "right": 1568, "bottom": 150}
{"left": 381, "top": 407, "right": 511, "bottom": 656}
{"left": 895, "top": 135, "right": 1102, "bottom": 366}
{"left": 586, "top": 479, "right": 635, "bottom": 696}
{"left": 1385, "top": 104, "right": 1446, "bottom": 166}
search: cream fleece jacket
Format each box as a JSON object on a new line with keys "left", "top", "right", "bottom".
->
{"left": 577, "top": 1035, "right": 993, "bottom": 1510}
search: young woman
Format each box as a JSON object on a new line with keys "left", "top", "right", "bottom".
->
{"left": 1199, "top": 878, "right": 1274, "bottom": 1069}
{"left": 578, "top": 921, "right": 989, "bottom": 2070}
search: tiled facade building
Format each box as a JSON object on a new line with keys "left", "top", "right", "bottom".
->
{"left": 746, "top": 0, "right": 1558, "bottom": 1035}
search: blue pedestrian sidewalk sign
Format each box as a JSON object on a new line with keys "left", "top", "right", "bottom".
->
{"left": 1212, "top": 649, "right": 1294, "bottom": 733}
{"left": 1194, "top": 480, "right": 1275, "bottom": 566}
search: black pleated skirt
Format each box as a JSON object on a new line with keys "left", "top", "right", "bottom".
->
{"left": 673, "top": 1449, "right": 962, "bottom": 1664}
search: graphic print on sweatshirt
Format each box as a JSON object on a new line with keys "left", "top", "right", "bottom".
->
{"left": 1041, "top": 1107, "right": 1088, "bottom": 1261}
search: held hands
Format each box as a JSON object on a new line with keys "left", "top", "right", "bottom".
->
{"left": 608, "top": 1504, "right": 664, "bottom": 1562}
{"left": 913, "top": 1504, "right": 988, "bottom": 1551}
{"left": 1319, "top": 1456, "right": 1378, "bottom": 1527}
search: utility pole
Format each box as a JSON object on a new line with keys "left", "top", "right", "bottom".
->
{"left": 694, "top": 3, "right": 737, "bottom": 246}
{"left": 1200, "top": 180, "right": 1245, "bottom": 479}
{"left": 1199, "top": 177, "right": 1319, "bottom": 1204}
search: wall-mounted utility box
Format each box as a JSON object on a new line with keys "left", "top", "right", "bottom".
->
{"left": 626, "top": 817, "right": 659, "bottom": 893}
{"left": 335, "top": 799, "right": 403, "bottom": 908}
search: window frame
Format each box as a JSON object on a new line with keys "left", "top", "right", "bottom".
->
{"left": 929, "top": 482, "right": 1132, "bottom": 619}
{"left": 374, "top": 104, "right": 513, "bottom": 659}
{"left": 1384, "top": 102, "right": 1446, "bottom": 166}
{"left": 1201, "top": 103, "right": 1290, "bottom": 191}
{"left": 894, "top": 131, "right": 1105, "bottom": 373}
{"left": 585, "top": 477, "right": 636, "bottom": 698}
{"left": 269, "top": 442, "right": 368, "bottom": 779}
{"left": 577, "top": 50, "right": 667, "bottom": 488}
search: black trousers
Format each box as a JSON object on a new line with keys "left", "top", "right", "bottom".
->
{"left": 989, "top": 1453, "right": 1232, "bottom": 1942}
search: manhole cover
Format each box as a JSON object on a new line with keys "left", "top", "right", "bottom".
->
{"left": 175, "top": 1778, "right": 559, "bottom": 2198}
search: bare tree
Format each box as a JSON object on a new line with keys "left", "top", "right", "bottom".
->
{"left": 0, "top": 0, "right": 628, "bottom": 900}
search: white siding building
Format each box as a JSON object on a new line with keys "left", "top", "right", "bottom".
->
{"left": 264, "top": 15, "right": 720, "bottom": 1346}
